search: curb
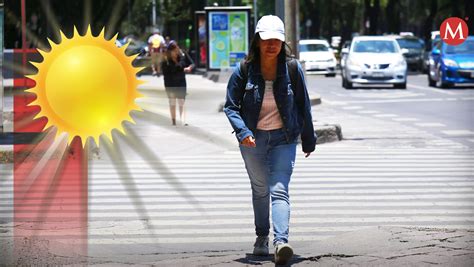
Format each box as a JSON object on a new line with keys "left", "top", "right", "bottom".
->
{"left": 314, "top": 123, "right": 343, "bottom": 144}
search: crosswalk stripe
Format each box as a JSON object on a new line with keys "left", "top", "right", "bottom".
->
{"left": 415, "top": 122, "right": 447, "bottom": 127}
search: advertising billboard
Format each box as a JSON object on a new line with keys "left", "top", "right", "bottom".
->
{"left": 205, "top": 7, "right": 251, "bottom": 70}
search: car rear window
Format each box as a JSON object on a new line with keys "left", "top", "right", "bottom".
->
{"left": 396, "top": 39, "right": 423, "bottom": 49}
{"left": 353, "top": 40, "right": 398, "bottom": 53}
{"left": 300, "top": 43, "right": 329, "bottom": 52}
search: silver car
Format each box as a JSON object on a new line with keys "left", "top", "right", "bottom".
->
{"left": 341, "top": 36, "right": 408, "bottom": 89}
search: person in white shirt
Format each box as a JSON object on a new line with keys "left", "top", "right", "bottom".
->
{"left": 148, "top": 29, "right": 165, "bottom": 76}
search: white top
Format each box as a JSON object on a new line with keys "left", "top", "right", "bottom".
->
{"left": 148, "top": 34, "right": 165, "bottom": 48}
{"left": 257, "top": 80, "right": 283, "bottom": 130}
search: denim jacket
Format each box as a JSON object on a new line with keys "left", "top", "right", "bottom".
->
{"left": 224, "top": 58, "right": 317, "bottom": 153}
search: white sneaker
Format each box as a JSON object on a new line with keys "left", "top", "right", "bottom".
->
{"left": 274, "top": 242, "right": 293, "bottom": 265}
{"left": 253, "top": 236, "right": 269, "bottom": 256}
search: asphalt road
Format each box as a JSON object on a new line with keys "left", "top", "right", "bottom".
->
{"left": 305, "top": 72, "right": 474, "bottom": 148}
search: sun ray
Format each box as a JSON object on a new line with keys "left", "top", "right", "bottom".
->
{"left": 83, "top": 0, "right": 92, "bottom": 32}
{"left": 4, "top": 9, "right": 48, "bottom": 50}
{"left": 15, "top": 131, "right": 66, "bottom": 200}
{"left": 135, "top": 104, "right": 236, "bottom": 150}
{"left": 105, "top": 0, "right": 126, "bottom": 40}
{"left": 100, "top": 134, "right": 158, "bottom": 237}
{"left": 3, "top": 61, "right": 35, "bottom": 76}
{"left": 39, "top": 0, "right": 62, "bottom": 42}
{"left": 120, "top": 122, "right": 207, "bottom": 214}
{"left": 30, "top": 138, "right": 80, "bottom": 235}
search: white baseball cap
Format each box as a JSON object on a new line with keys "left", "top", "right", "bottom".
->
{"left": 255, "top": 15, "right": 285, "bottom": 42}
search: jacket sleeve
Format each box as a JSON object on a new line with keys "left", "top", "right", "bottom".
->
{"left": 223, "top": 64, "right": 254, "bottom": 143}
{"left": 294, "top": 61, "right": 317, "bottom": 153}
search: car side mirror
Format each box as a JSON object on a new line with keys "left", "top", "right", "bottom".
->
{"left": 401, "top": 48, "right": 409, "bottom": 54}
{"left": 341, "top": 48, "right": 349, "bottom": 54}
{"left": 431, "top": 49, "right": 440, "bottom": 56}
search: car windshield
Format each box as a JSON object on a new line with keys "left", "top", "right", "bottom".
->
{"left": 300, "top": 43, "right": 329, "bottom": 52}
{"left": 396, "top": 39, "right": 423, "bottom": 49}
{"left": 444, "top": 39, "right": 474, "bottom": 54}
{"left": 353, "top": 40, "right": 398, "bottom": 53}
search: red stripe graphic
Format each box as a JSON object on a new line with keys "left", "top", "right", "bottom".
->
{"left": 13, "top": 50, "right": 88, "bottom": 264}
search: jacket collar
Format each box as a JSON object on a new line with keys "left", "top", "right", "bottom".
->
{"left": 248, "top": 56, "right": 288, "bottom": 78}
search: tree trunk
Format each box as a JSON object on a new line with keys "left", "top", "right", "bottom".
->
{"left": 369, "top": 0, "right": 379, "bottom": 35}
{"left": 422, "top": 0, "right": 437, "bottom": 44}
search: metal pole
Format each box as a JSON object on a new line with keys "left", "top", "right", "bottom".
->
{"left": 253, "top": 0, "right": 257, "bottom": 29}
{"left": 275, "top": 0, "right": 284, "bottom": 21}
{"left": 284, "top": 0, "right": 299, "bottom": 58}
{"left": 152, "top": 0, "right": 156, "bottom": 27}
{"left": 21, "top": 0, "right": 27, "bottom": 86}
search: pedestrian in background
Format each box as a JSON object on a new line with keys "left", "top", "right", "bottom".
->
{"left": 162, "top": 40, "right": 194, "bottom": 126}
{"left": 224, "top": 15, "right": 316, "bottom": 265}
{"left": 148, "top": 29, "right": 165, "bottom": 76}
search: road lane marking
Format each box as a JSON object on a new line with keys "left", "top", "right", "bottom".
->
{"left": 408, "top": 83, "right": 457, "bottom": 95}
{"left": 374, "top": 114, "right": 398, "bottom": 118}
{"left": 392, "top": 118, "right": 419, "bottom": 122}
{"left": 357, "top": 110, "right": 379, "bottom": 114}
{"left": 441, "top": 130, "right": 474, "bottom": 136}
{"left": 415, "top": 123, "right": 447, "bottom": 127}
{"left": 342, "top": 106, "right": 363, "bottom": 110}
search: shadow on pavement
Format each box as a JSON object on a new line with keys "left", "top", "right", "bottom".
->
{"left": 234, "top": 253, "right": 307, "bottom": 266}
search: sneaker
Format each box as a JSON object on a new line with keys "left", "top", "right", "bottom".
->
{"left": 274, "top": 242, "right": 293, "bottom": 265}
{"left": 253, "top": 236, "right": 269, "bottom": 256}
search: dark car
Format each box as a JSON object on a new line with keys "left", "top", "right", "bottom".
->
{"left": 395, "top": 36, "right": 425, "bottom": 72}
{"left": 422, "top": 37, "right": 441, "bottom": 74}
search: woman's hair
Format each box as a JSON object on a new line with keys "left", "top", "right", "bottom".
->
{"left": 245, "top": 33, "right": 294, "bottom": 64}
{"left": 165, "top": 40, "right": 179, "bottom": 61}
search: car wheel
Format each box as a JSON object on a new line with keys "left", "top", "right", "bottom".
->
{"left": 394, "top": 82, "right": 406, "bottom": 89}
{"left": 436, "top": 69, "right": 451, "bottom": 88}
{"left": 342, "top": 77, "right": 353, "bottom": 89}
{"left": 428, "top": 73, "right": 436, "bottom": 87}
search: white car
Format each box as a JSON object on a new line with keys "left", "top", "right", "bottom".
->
{"left": 341, "top": 36, "right": 408, "bottom": 89}
{"left": 299, "top": 39, "right": 337, "bottom": 77}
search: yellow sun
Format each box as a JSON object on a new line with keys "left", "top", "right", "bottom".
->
{"left": 27, "top": 26, "right": 144, "bottom": 145}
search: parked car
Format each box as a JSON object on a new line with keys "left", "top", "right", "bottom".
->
{"left": 341, "top": 36, "right": 407, "bottom": 89}
{"left": 394, "top": 35, "right": 425, "bottom": 71}
{"left": 299, "top": 39, "right": 337, "bottom": 77}
{"left": 339, "top": 40, "right": 352, "bottom": 69}
{"left": 422, "top": 36, "right": 440, "bottom": 74}
{"left": 428, "top": 36, "right": 474, "bottom": 88}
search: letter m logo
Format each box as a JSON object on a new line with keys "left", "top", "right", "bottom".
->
{"left": 441, "top": 17, "right": 469, "bottom": 46}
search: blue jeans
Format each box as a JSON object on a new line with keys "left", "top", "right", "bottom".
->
{"left": 239, "top": 129, "right": 297, "bottom": 245}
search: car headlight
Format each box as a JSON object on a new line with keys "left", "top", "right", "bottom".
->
{"left": 393, "top": 58, "right": 406, "bottom": 68}
{"left": 443, "top": 59, "right": 458, "bottom": 67}
{"left": 347, "top": 57, "right": 361, "bottom": 68}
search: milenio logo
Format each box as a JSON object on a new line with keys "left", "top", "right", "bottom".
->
{"left": 440, "top": 17, "right": 469, "bottom": 46}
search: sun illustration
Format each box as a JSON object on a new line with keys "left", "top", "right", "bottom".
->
{"left": 27, "top": 26, "right": 144, "bottom": 146}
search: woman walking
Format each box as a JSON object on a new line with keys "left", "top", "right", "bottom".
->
{"left": 161, "top": 40, "right": 194, "bottom": 126}
{"left": 224, "top": 15, "right": 316, "bottom": 265}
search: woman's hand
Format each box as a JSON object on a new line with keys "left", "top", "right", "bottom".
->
{"left": 241, "top": 136, "right": 256, "bottom": 147}
{"left": 184, "top": 66, "right": 193, "bottom": 73}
